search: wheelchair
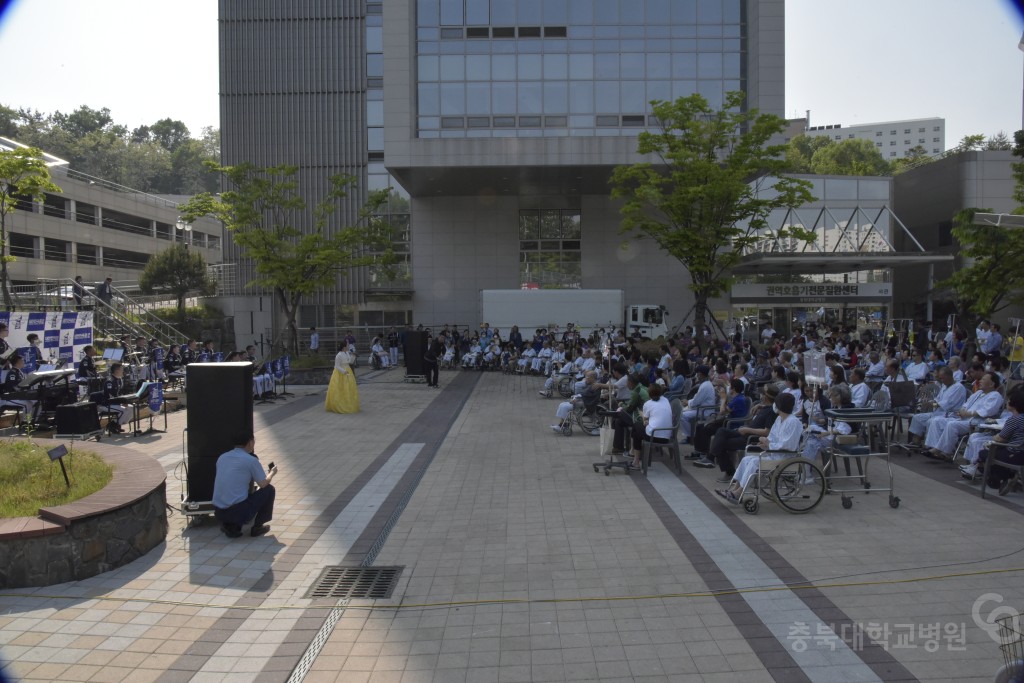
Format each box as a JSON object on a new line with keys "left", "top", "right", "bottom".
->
{"left": 733, "top": 440, "right": 827, "bottom": 515}
{"left": 557, "top": 374, "right": 576, "bottom": 398}
{"left": 558, "top": 400, "right": 603, "bottom": 437}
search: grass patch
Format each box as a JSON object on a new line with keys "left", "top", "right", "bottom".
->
{"left": 0, "top": 441, "right": 113, "bottom": 518}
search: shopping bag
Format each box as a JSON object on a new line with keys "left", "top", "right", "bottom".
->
{"left": 599, "top": 424, "right": 615, "bottom": 456}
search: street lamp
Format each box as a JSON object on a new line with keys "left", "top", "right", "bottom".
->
{"left": 175, "top": 218, "right": 192, "bottom": 247}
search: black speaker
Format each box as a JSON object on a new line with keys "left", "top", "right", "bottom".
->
{"left": 55, "top": 402, "right": 100, "bottom": 435}
{"left": 185, "top": 363, "right": 254, "bottom": 502}
{"left": 404, "top": 331, "right": 428, "bottom": 376}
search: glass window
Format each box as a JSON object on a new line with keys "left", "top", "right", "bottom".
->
{"left": 466, "top": 54, "right": 489, "bottom": 80}
{"left": 518, "top": 54, "right": 542, "bottom": 79}
{"left": 440, "top": 83, "right": 465, "bottom": 114}
{"left": 594, "top": 53, "right": 619, "bottom": 78}
{"left": 367, "top": 101, "right": 384, "bottom": 126}
{"left": 518, "top": 82, "right": 543, "bottom": 114}
{"left": 419, "top": 116, "right": 440, "bottom": 129}
{"left": 569, "top": 54, "right": 593, "bottom": 79}
{"left": 492, "top": 82, "right": 516, "bottom": 112}
{"left": 466, "top": 83, "right": 491, "bottom": 114}
{"left": 544, "top": 0, "right": 568, "bottom": 24}
{"left": 672, "top": 80, "right": 697, "bottom": 99}
{"left": 672, "top": 53, "right": 697, "bottom": 79}
{"left": 671, "top": 0, "right": 697, "bottom": 23}
{"left": 569, "top": 81, "right": 594, "bottom": 113}
{"left": 595, "top": 81, "right": 619, "bottom": 112}
{"left": 543, "top": 82, "right": 568, "bottom": 113}
{"left": 621, "top": 80, "right": 645, "bottom": 111}
{"left": 646, "top": 80, "right": 671, "bottom": 103}
{"left": 439, "top": 55, "right": 464, "bottom": 81}
{"left": 439, "top": 0, "right": 462, "bottom": 25}
{"left": 543, "top": 54, "right": 568, "bottom": 79}
{"left": 466, "top": 0, "right": 489, "bottom": 24}
{"left": 698, "top": 0, "right": 723, "bottom": 22}
{"left": 621, "top": 53, "right": 645, "bottom": 79}
{"left": 646, "top": 0, "right": 670, "bottom": 22}
{"left": 697, "top": 53, "right": 722, "bottom": 79}
{"left": 520, "top": 211, "right": 540, "bottom": 239}
{"left": 594, "top": 0, "right": 618, "bottom": 24}
{"left": 723, "top": 0, "right": 741, "bottom": 22}
{"left": 722, "top": 52, "right": 740, "bottom": 79}
{"left": 366, "top": 26, "right": 383, "bottom": 52}
{"left": 367, "top": 54, "right": 383, "bottom": 78}
{"left": 418, "top": 84, "right": 440, "bottom": 115}
{"left": 417, "top": 0, "right": 439, "bottom": 26}
{"left": 647, "top": 53, "right": 671, "bottom": 79}
{"left": 518, "top": 0, "right": 542, "bottom": 23}
{"left": 490, "top": 0, "right": 514, "bottom": 23}
{"left": 568, "top": 0, "right": 593, "bottom": 23}
{"left": 492, "top": 54, "right": 516, "bottom": 80}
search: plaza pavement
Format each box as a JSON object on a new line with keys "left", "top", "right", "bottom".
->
{"left": 1, "top": 367, "right": 1024, "bottom": 682}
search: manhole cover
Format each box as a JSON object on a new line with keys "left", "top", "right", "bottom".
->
{"left": 306, "top": 566, "right": 404, "bottom": 599}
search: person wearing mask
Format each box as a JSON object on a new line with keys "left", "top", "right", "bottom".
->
{"left": 716, "top": 392, "right": 803, "bottom": 503}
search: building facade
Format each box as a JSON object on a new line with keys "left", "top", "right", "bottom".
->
{"left": 803, "top": 117, "right": 947, "bottom": 160}
{"left": 218, "top": 0, "right": 785, "bottom": 332}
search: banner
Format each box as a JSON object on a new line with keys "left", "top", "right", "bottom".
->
{"left": 0, "top": 311, "right": 93, "bottom": 371}
{"left": 147, "top": 382, "right": 164, "bottom": 413}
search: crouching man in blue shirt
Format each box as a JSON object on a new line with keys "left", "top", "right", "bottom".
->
{"left": 212, "top": 431, "right": 277, "bottom": 538}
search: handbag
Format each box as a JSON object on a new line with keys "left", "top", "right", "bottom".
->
{"left": 599, "top": 424, "right": 615, "bottom": 456}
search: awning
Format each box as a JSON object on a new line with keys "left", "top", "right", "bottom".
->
{"left": 730, "top": 252, "right": 953, "bottom": 275}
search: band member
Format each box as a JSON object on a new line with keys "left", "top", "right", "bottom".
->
{"left": 181, "top": 339, "right": 198, "bottom": 365}
{"left": 164, "top": 344, "right": 183, "bottom": 375}
{"left": 102, "top": 362, "right": 135, "bottom": 434}
{"left": 2, "top": 355, "right": 35, "bottom": 420}
{"left": 77, "top": 345, "right": 98, "bottom": 379}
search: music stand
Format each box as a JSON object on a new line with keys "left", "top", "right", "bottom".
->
{"left": 101, "top": 348, "right": 124, "bottom": 362}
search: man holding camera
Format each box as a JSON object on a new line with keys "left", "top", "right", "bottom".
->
{"left": 212, "top": 431, "right": 278, "bottom": 538}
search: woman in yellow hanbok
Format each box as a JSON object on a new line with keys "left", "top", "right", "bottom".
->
{"left": 325, "top": 341, "right": 359, "bottom": 413}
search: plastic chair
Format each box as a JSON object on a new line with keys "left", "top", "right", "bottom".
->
{"left": 642, "top": 398, "right": 683, "bottom": 474}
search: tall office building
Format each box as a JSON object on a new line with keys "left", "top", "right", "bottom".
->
{"left": 220, "top": 0, "right": 785, "bottom": 330}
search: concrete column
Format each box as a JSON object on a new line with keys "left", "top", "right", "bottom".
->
{"left": 96, "top": 246, "right": 103, "bottom": 268}
{"left": 70, "top": 241, "right": 78, "bottom": 264}
{"left": 150, "top": 219, "right": 157, "bottom": 239}
{"left": 66, "top": 198, "right": 75, "bottom": 221}
{"left": 926, "top": 264, "right": 934, "bottom": 322}
{"left": 95, "top": 207, "right": 102, "bottom": 227}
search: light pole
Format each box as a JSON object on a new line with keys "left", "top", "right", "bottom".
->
{"left": 175, "top": 218, "right": 192, "bottom": 248}
{"left": 1019, "top": 32, "right": 1024, "bottom": 132}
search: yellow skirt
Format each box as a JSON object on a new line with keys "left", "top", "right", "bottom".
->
{"left": 325, "top": 368, "right": 360, "bottom": 413}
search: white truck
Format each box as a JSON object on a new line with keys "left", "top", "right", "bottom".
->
{"left": 479, "top": 289, "right": 669, "bottom": 339}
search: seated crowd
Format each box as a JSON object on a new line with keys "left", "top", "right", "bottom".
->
{"left": 485, "top": 316, "right": 1023, "bottom": 496}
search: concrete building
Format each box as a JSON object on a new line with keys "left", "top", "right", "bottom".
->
{"left": 803, "top": 117, "right": 946, "bottom": 160}
{"left": 1, "top": 138, "right": 221, "bottom": 293}
{"left": 219, "top": 0, "right": 786, "bottom": 332}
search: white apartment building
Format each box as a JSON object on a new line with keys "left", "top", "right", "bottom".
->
{"left": 803, "top": 117, "right": 946, "bottom": 159}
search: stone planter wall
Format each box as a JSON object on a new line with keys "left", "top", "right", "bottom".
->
{"left": 0, "top": 444, "right": 168, "bottom": 589}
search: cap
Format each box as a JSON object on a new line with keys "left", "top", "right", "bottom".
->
{"left": 763, "top": 383, "right": 780, "bottom": 398}
{"left": 695, "top": 364, "right": 710, "bottom": 376}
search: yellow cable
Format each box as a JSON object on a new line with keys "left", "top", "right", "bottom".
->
{"left": 0, "top": 565, "right": 1022, "bottom": 613}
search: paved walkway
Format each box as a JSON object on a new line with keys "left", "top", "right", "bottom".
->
{"left": 2, "top": 369, "right": 1023, "bottom": 682}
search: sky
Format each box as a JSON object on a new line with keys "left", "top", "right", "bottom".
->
{"left": 0, "top": 0, "right": 1022, "bottom": 147}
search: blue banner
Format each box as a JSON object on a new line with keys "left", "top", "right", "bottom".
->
{"left": 283, "top": 356, "right": 291, "bottom": 377}
{"left": 154, "top": 347, "right": 164, "bottom": 370}
{"left": 273, "top": 359, "right": 283, "bottom": 380}
{"left": 148, "top": 382, "right": 163, "bottom": 412}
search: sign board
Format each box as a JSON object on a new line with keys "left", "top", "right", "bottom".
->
{"left": 730, "top": 283, "right": 892, "bottom": 305}
{"left": 0, "top": 312, "right": 93, "bottom": 370}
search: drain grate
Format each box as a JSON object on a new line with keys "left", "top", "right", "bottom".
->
{"left": 306, "top": 566, "right": 404, "bottom": 599}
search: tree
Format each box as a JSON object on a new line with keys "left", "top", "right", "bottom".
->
{"left": 0, "top": 147, "right": 62, "bottom": 307}
{"left": 808, "top": 138, "right": 891, "bottom": 176}
{"left": 986, "top": 131, "right": 1013, "bottom": 151}
{"left": 178, "top": 163, "right": 396, "bottom": 355}
{"left": 138, "top": 244, "right": 217, "bottom": 315}
{"left": 941, "top": 208, "right": 1024, "bottom": 321}
{"left": 611, "top": 91, "right": 816, "bottom": 329}
{"left": 784, "top": 134, "right": 834, "bottom": 174}
{"left": 890, "top": 145, "right": 932, "bottom": 175}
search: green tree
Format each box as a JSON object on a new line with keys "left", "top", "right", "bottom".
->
{"left": 941, "top": 208, "right": 1024, "bottom": 320}
{"left": 986, "top": 131, "right": 1013, "bottom": 151}
{"left": 890, "top": 145, "right": 932, "bottom": 175}
{"left": 178, "top": 163, "right": 396, "bottom": 355}
{"left": 0, "top": 147, "right": 62, "bottom": 307}
{"left": 611, "top": 91, "right": 816, "bottom": 329}
{"left": 138, "top": 244, "right": 217, "bottom": 314}
{"left": 809, "top": 138, "right": 891, "bottom": 176}
{"left": 784, "top": 134, "right": 834, "bottom": 174}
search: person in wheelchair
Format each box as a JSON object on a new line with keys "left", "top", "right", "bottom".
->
{"left": 716, "top": 392, "right": 802, "bottom": 503}
{"left": 551, "top": 370, "right": 599, "bottom": 432}
{"left": 801, "top": 384, "right": 853, "bottom": 464}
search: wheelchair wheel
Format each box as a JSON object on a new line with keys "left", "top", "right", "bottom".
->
{"left": 743, "top": 498, "right": 759, "bottom": 514}
{"left": 557, "top": 376, "right": 573, "bottom": 398}
{"left": 770, "top": 458, "right": 826, "bottom": 514}
{"left": 579, "top": 411, "right": 602, "bottom": 436}
{"left": 561, "top": 423, "right": 572, "bottom": 436}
